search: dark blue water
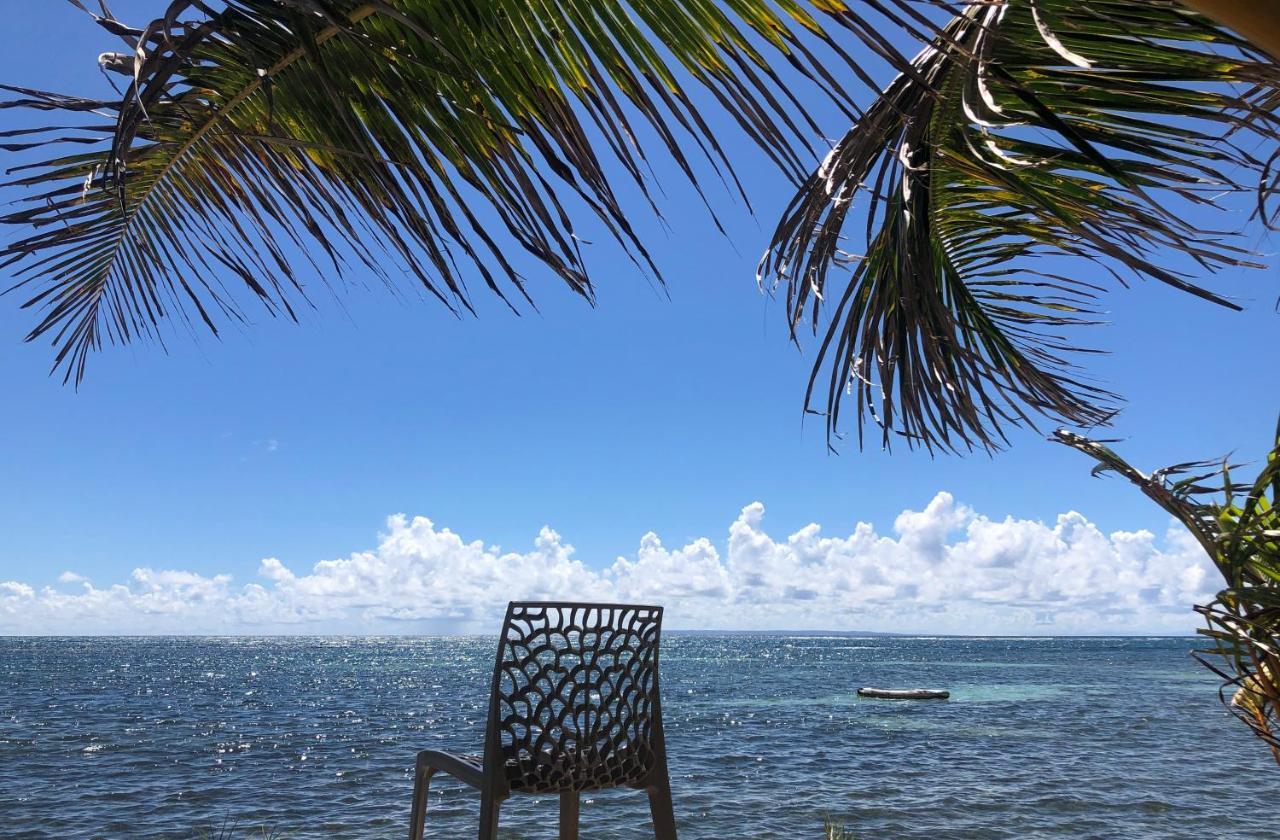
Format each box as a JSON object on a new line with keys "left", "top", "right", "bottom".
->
{"left": 2, "top": 636, "right": 1277, "bottom": 839}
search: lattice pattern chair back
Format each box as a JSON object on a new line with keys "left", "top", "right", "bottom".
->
{"left": 409, "top": 601, "right": 677, "bottom": 840}
{"left": 489, "top": 602, "right": 664, "bottom": 793}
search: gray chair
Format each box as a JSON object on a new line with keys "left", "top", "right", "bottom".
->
{"left": 409, "top": 601, "right": 677, "bottom": 839}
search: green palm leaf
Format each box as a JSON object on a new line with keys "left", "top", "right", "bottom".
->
{"left": 764, "top": 0, "right": 1280, "bottom": 453}
{"left": 0, "top": 0, "right": 919, "bottom": 383}
{"left": 1056, "top": 420, "right": 1280, "bottom": 765}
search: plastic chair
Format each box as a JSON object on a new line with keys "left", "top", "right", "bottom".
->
{"left": 408, "top": 601, "right": 676, "bottom": 839}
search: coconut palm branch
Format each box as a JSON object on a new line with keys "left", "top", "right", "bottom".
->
{"left": 0, "top": 0, "right": 933, "bottom": 383}
{"left": 1055, "top": 421, "right": 1280, "bottom": 764}
{"left": 764, "top": 0, "right": 1280, "bottom": 454}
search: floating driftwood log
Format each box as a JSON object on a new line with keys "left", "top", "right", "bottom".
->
{"left": 857, "top": 687, "right": 950, "bottom": 700}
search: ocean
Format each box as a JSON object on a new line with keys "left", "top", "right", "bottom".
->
{"left": 2, "top": 635, "right": 1277, "bottom": 838}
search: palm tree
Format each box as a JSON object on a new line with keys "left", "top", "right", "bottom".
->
{"left": 765, "top": 0, "right": 1279, "bottom": 452}
{"left": 1181, "top": 2, "right": 1280, "bottom": 59}
{"left": 765, "top": 4, "right": 1279, "bottom": 760}
{"left": 1057, "top": 421, "right": 1280, "bottom": 764}
{"left": 2, "top": 1, "right": 1275, "bottom": 412}
{"left": 2, "top": 0, "right": 917, "bottom": 383}
{"left": 2, "top": 0, "right": 1279, "bottom": 759}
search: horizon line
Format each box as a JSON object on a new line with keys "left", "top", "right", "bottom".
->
{"left": 0, "top": 630, "right": 1203, "bottom": 640}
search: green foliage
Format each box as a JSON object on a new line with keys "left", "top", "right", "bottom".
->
{"left": 1056, "top": 420, "right": 1280, "bottom": 764}
{"left": 2, "top": 1, "right": 1278, "bottom": 459}
{"left": 765, "top": 0, "right": 1280, "bottom": 453}
{"left": 181, "top": 816, "right": 283, "bottom": 839}
{"left": 1, "top": 0, "right": 911, "bottom": 383}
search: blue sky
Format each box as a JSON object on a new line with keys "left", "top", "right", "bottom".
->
{"left": 0, "top": 2, "right": 1276, "bottom": 633}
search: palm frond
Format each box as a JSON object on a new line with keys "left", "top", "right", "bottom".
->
{"left": 1056, "top": 421, "right": 1280, "bottom": 765}
{"left": 764, "top": 0, "right": 1280, "bottom": 453}
{"left": 0, "top": 0, "right": 925, "bottom": 382}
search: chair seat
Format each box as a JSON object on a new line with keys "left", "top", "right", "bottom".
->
{"left": 420, "top": 745, "right": 652, "bottom": 794}
{"left": 504, "top": 745, "right": 653, "bottom": 793}
{"left": 418, "top": 749, "right": 486, "bottom": 788}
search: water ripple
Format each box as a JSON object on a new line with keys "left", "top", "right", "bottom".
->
{"left": 1, "top": 636, "right": 1276, "bottom": 838}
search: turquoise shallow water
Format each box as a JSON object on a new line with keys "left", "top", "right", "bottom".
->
{"left": 2, "top": 635, "right": 1277, "bottom": 838}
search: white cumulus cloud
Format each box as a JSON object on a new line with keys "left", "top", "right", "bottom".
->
{"left": 0, "top": 493, "right": 1217, "bottom": 635}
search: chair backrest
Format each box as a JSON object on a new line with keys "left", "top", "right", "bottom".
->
{"left": 485, "top": 602, "right": 666, "bottom": 794}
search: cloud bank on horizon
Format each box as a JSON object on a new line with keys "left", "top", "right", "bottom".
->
{"left": 0, "top": 492, "right": 1215, "bottom": 635}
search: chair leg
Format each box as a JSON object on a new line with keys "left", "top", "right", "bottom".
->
{"left": 478, "top": 790, "right": 501, "bottom": 840}
{"left": 559, "top": 790, "right": 580, "bottom": 840}
{"left": 408, "top": 757, "right": 435, "bottom": 840}
{"left": 647, "top": 779, "right": 677, "bottom": 840}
